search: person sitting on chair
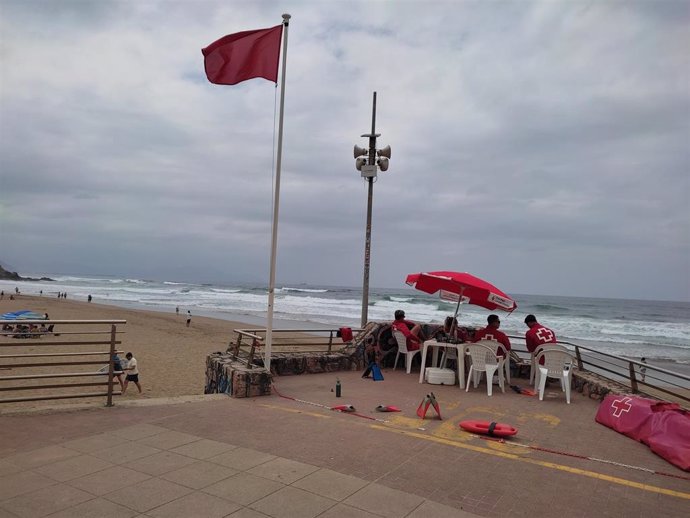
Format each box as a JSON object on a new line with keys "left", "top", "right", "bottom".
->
{"left": 440, "top": 316, "right": 469, "bottom": 343}
{"left": 391, "top": 309, "right": 426, "bottom": 351}
{"left": 524, "top": 314, "right": 557, "bottom": 365}
{"left": 473, "top": 314, "right": 511, "bottom": 357}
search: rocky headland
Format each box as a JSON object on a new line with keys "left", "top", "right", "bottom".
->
{"left": 0, "top": 265, "right": 54, "bottom": 282}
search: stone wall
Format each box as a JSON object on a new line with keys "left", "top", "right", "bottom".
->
{"left": 205, "top": 353, "right": 272, "bottom": 398}
{"left": 205, "top": 350, "right": 361, "bottom": 398}
{"left": 572, "top": 370, "right": 631, "bottom": 401}
{"left": 270, "top": 352, "right": 359, "bottom": 376}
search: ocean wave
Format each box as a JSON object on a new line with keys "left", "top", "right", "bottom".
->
{"left": 530, "top": 304, "right": 571, "bottom": 312}
{"left": 210, "top": 288, "right": 242, "bottom": 294}
{"left": 278, "top": 287, "right": 328, "bottom": 293}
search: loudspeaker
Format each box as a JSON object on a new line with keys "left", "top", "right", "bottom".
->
{"left": 353, "top": 145, "right": 367, "bottom": 158}
{"left": 377, "top": 145, "right": 391, "bottom": 158}
{"left": 377, "top": 157, "right": 389, "bottom": 171}
{"left": 355, "top": 157, "right": 367, "bottom": 171}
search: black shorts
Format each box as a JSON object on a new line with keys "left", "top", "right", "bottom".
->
{"left": 126, "top": 374, "right": 139, "bottom": 382}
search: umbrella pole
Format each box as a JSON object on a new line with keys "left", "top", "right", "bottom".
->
{"left": 451, "top": 287, "right": 464, "bottom": 336}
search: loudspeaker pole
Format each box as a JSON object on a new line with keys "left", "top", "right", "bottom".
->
{"left": 353, "top": 92, "right": 391, "bottom": 328}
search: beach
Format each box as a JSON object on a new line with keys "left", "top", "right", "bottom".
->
{"left": 0, "top": 295, "right": 254, "bottom": 408}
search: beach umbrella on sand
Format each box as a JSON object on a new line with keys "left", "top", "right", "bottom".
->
{"left": 1, "top": 310, "right": 45, "bottom": 320}
{"left": 405, "top": 271, "right": 517, "bottom": 324}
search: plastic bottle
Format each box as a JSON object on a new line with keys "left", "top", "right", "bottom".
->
{"left": 335, "top": 379, "right": 342, "bottom": 397}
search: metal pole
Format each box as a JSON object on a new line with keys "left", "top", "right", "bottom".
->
{"left": 360, "top": 91, "right": 377, "bottom": 327}
{"left": 265, "top": 13, "right": 291, "bottom": 373}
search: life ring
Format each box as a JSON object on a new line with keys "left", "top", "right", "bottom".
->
{"left": 459, "top": 420, "right": 518, "bottom": 437}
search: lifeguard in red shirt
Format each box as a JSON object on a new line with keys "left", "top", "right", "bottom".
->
{"left": 391, "top": 310, "right": 426, "bottom": 351}
{"left": 473, "top": 314, "right": 511, "bottom": 357}
{"left": 524, "top": 314, "right": 557, "bottom": 353}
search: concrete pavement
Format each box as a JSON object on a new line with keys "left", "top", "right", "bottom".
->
{"left": 1, "top": 369, "right": 688, "bottom": 517}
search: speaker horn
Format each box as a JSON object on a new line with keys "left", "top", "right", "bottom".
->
{"left": 377, "top": 157, "right": 389, "bottom": 171}
{"left": 353, "top": 145, "right": 368, "bottom": 158}
{"left": 377, "top": 145, "right": 391, "bottom": 159}
{"left": 355, "top": 157, "right": 367, "bottom": 171}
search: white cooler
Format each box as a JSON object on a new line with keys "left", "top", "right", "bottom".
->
{"left": 424, "top": 367, "right": 456, "bottom": 385}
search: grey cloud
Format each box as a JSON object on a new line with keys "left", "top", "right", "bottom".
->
{"left": 1, "top": 0, "right": 688, "bottom": 301}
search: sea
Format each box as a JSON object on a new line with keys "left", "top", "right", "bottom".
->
{"left": 1, "top": 275, "right": 689, "bottom": 368}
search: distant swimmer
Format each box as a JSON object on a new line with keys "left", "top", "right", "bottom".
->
{"left": 186, "top": 310, "right": 191, "bottom": 327}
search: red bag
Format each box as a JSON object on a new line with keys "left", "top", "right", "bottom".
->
{"left": 338, "top": 327, "right": 353, "bottom": 342}
{"left": 647, "top": 409, "right": 690, "bottom": 471}
{"left": 595, "top": 395, "right": 659, "bottom": 442}
{"left": 596, "top": 395, "right": 690, "bottom": 471}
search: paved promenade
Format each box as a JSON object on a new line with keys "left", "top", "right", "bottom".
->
{"left": 1, "top": 369, "right": 688, "bottom": 517}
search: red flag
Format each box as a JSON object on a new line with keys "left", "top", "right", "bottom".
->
{"left": 202, "top": 25, "right": 282, "bottom": 85}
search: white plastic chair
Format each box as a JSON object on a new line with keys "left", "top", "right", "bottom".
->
{"left": 392, "top": 330, "right": 421, "bottom": 374}
{"left": 475, "top": 339, "right": 511, "bottom": 384}
{"left": 535, "top": 349, "right": 575, "bottom": 404}
{"left": 440, "top": 346, "right": 458, "bottom": 369}
{"left": 529, "top": 344, "right": 570, "bottom": 385}
{"left": 464, "top": 343, "right": 505, "bottom": 396}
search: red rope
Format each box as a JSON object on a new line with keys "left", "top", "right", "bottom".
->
{"left": 272, "top": 384, "right": 387, "bottom": 422}
{"left": 474, "top": 435, "right": 690, "bottom": 481}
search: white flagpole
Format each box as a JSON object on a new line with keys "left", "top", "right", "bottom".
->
{"left": 265, "top": 13, "right": 291, "bottom": 373}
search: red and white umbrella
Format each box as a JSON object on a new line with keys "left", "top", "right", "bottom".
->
{"left": 405, "top": 271, "right": 517, "bottom": 320}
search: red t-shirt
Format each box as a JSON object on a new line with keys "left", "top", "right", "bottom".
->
{"left": 391, "top": 319, "right": 421, "bottom": 351}
{"left": 525, "top": 324, "right": 557, "bottom": 353}
{"left": 473, "top": 326, "right": 511, "bottom": 357}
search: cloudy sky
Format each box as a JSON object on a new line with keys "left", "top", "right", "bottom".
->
{"left": 1, "top": 0, "right": 688, "bottom": 301}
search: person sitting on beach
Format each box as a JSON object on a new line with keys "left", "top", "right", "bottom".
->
{"left": 473, "top": 314, "right": 511, "bottom": 357}
{"left": 391, "top": 309, "right": 426, "bottom": 351}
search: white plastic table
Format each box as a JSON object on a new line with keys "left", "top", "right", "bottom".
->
{"left": 418, "top": 340, "right": 466, "bottom": 389}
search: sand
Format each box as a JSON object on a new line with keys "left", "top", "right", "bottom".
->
{"left": 0, "top": 295, "right": 259, "bottom": 410}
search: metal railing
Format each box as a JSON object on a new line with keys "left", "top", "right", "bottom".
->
{"left": 507, "top": 334, "right": 690, "bottom": 407}
{"left": 229, "top": 327, "right": 362, "bottom": 367}
{"left": 0, "top": 319, "right": 126, "bottom": 406}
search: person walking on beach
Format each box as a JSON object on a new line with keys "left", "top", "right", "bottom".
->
{"left": 473, "top": 314, "right": 511, "bottom": 357}
{"left": 640, "top": 357, "right": 647, "bottom": 382}
{"left": 176, "top": 306, "right": 179, "bottom": 315}
{"left": 87, "top": 294, "right": 92, "bottom": 302}
{"left": 122, "top": 352, "right": 142, "bottom": 395}
{"left": 112, "top": 353, "right": 125, "bottom": 391}
{"left": 186, "top": 310, "right": 191, "bottom": 327}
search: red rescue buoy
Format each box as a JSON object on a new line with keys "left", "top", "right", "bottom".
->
{"left": 459, "top": 420, "right": 518, "bottom": 437}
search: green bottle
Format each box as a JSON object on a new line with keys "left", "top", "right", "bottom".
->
{"left": 335, "top": 379, "right": 342, "bottom": 397}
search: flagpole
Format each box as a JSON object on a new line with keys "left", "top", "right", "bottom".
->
{"left": 265, "top": 13, "right": 290, "bottom": 373}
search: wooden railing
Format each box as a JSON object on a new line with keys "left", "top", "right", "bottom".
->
{"left": 0, "top": 319, "right": 126, "bottom": 406}
{"left": 229, "top": 327, "right": 362, "bottom": 367}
